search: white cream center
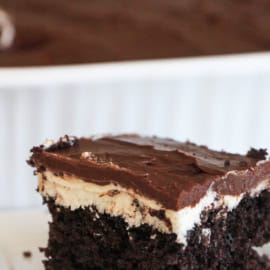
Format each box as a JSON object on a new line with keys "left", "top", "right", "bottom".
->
{"left": 39, "top": 170, "right": 270, "bottom": 245}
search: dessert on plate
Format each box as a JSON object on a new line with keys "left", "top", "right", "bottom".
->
{"left": 28, "top": 134, "right": 270, "bottom": 269}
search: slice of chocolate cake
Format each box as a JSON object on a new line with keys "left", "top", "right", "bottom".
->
{"left": 28, "top": 135, "right": 270, "bottom": 270}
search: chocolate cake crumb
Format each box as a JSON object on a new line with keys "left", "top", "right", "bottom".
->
{"left": 23, "top": 251, "right": 32, "bottom": 258}
{"left": 26, "top": 159, "right": 35, "bottom": 167}
{"left": 247, "top": 148, "right": 268, "bottom": 160}
{"left": 46, "top": 135, "right": 79, "bottom": 152}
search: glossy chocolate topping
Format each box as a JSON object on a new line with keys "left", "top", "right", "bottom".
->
{"left": 1, "top": 0, "right": 270, "bottom": 66}
{"left": 28, "top": 135, "right": 270, "bottom": 210}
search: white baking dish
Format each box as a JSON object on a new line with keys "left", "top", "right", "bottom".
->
{"left": 1, "top": 52, "right": 270, "bottom": 208}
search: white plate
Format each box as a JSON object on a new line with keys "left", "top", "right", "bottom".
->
{"left": 0, "top": 209, "right": 269, "bottom": 269}
{"left": 0, "top": 209, "right": 49, "bottom": 270}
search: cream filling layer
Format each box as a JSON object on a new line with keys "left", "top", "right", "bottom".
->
{"left": 39, "top": 171, "right": 270, "bottom": 245}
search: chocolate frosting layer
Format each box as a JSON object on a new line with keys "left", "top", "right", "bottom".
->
{"left": 29, "top": 135, "right": 270, "bottom": 210}
{"left": 1, "top": 0, "right": 270, "bottom": 66}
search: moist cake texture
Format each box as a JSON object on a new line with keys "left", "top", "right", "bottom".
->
{"left": 1, "top": 0, "right": 270, "bottom": 66}
{"left": 28, "top": 135, "right": 270, "bottom": 269}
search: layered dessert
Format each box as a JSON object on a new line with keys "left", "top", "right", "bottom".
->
{"left": 1, "top": 0, "right": 270, "bottom": 66}
{"left": 28, "top": 134, "right": 270, "bottom": 269}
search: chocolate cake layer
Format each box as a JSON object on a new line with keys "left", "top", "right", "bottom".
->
{"left": 1, "top": 0, "right": 270, "bottom": 66}
{"left": 43, "top": 190, "right": 270, "bottom": 269}
{"left": 29, "top": 135, "right": 270, "bottom": 210}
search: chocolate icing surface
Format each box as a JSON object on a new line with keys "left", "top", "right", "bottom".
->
{"left": 29, "top": 135, "right": 270, "bottom": 210}
{"left": 1, "top": 0, "right": 270, "bottom": 66}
